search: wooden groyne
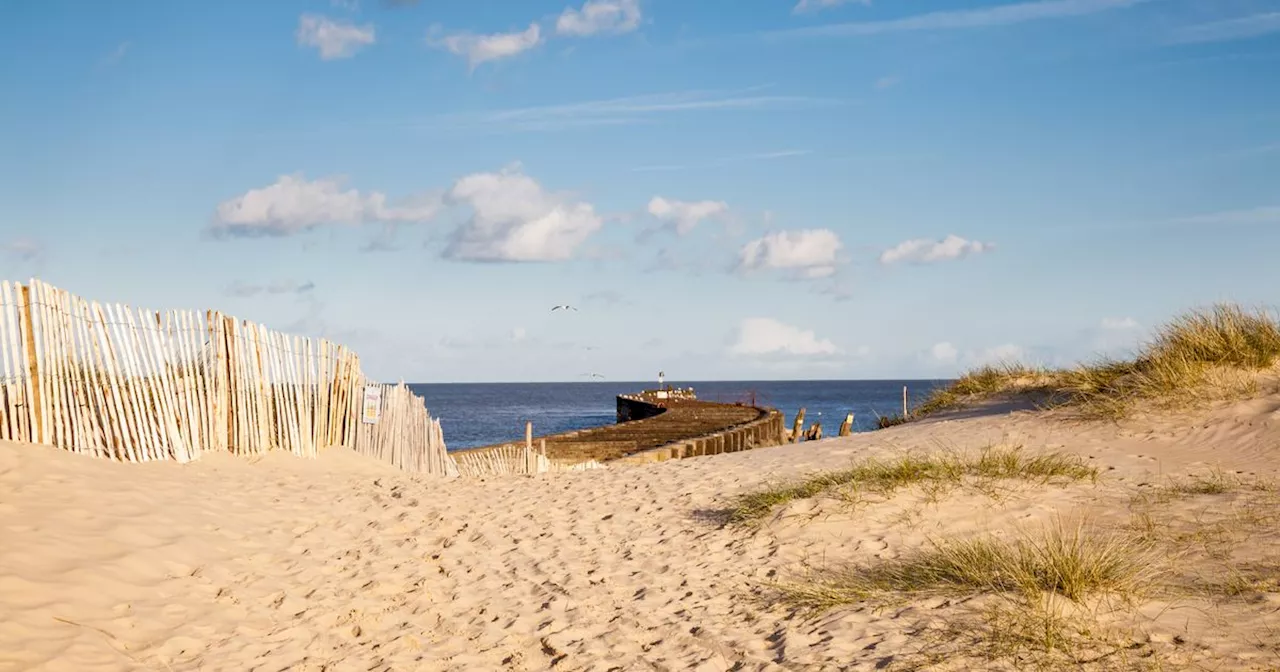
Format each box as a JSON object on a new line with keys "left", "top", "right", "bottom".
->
{"left": 454, "top": 389, "right": 787, "bottom": 468}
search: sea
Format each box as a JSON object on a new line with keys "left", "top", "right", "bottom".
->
{"left": 409, "top": 380, "right": 954, "bottom": 452}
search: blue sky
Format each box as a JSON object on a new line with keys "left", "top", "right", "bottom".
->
{"left": 2, "top": 0, "right": 1278, "bottom": 383}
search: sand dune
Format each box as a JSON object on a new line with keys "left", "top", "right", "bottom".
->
{"left": 3, "top": 395, "right": 1280, "bottom": 671}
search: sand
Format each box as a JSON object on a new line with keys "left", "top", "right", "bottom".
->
{"left": 3, "top": 395, "right": 1280, "bottom": 671}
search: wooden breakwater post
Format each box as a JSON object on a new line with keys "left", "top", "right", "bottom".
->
{"left": 790, "top": 407, "right": 806, "bottom": 443}
{"left": 838, "top": 413, "right": 853, "bottom": 437}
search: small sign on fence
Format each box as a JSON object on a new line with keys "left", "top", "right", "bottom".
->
{"left": 362, "top": 386, "right": 382, "bottom": 424}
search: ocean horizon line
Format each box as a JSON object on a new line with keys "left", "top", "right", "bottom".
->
{"left": 400, "top": 377, "right": 957, "bottom": 386}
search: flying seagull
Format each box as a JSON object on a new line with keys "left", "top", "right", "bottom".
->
{"left": 552, "top": 305, "right": 578, "bottom": 312}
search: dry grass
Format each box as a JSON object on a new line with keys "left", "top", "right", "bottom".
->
{"left": 777, "top": 521, "right": 1170, "bottom": 670}
{"left": 727, "top": 446, "right": 1097, "bottom": 524}
{"left": 777, "top": 521, "right": 1158, "bottom": 609}
{"left": 904, "top": 304, "right": 1280, "bottom": 422}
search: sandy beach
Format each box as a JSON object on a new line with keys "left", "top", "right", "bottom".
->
{"left": 3, "top": 390, "right": 1280, "bottom": 671}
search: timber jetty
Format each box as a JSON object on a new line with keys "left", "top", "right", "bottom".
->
{"left": 453, "top": 388, "right": 787, "bottom": 466}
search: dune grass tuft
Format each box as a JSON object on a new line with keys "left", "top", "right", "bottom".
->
{"left": 1162, "top": 468, "right": 1275, "bottom": 497}
{"left": 776, "top": 520, "right": 1159, "bottom": 610}
{"left": 728, "top": 446, "right": 1096, "bottom": 524}
{"left": 904, "top": 304, "right": 1280, "bottom": 422}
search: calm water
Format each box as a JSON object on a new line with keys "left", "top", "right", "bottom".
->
{"left": 409, "top": 380, "right": 953, "bottom": 451}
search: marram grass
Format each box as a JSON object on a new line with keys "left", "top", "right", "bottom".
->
{"left": 907, "top": 304, "right": 1280, "bottom": 421}
{"left": 728, "top": 446, "right": 1096, "bottom": 524}
{"left": 776, "top": 520, "right": 1160, "bottom": 609}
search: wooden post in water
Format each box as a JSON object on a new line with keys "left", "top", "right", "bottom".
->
{"left": 790, "top": 407, "right": 805, "bottom": 443}
{"left": 902, "top": 385, "right": 908, "bottom": 418}
{"left": 839, "top": 413, "right": 853, "bottom": 437}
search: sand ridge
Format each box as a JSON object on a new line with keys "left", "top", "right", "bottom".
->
{"left": 2, "top": 396, "right": 1280, "bottom": 671}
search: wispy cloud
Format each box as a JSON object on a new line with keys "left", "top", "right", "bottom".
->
{"left": 414, "top": 86, "right": 838, "bottom": 133}
{"left": 226, "top": 280, "right": 316, "bottom": 298}
{"left": 1171, "top": 206, "right": 1280, "bottom": 226}
{"left": 1, "top": 238, "right": 43, "bottom": 263}
{"left": 713, "top": 150, "right": 813, "bottom": 165}
{"left": 96, "top": 41, "right": 131, "bottom": 69}
{"left": 647, "top": 197, "right": 729, "bottom": 236}
{"left": 632, "top": 148, "right": 814, "bottom": 172}
{"left": 768, "top": 0, "right": 1152, "bottom": 39}
{"left": 296, "top": 14, "right": 375, "bottom": 60}
{"left": 793, "top": 0, "right": 871, "bottom": 15}
{"left": 1168, "top": 12, "right": 1280, "bottom": 45}
{"left": 874, "top": 75, "right": 901, "bottom": 89}
{"left": 1213, "top": 141, "right": 1280, "bottom": 161}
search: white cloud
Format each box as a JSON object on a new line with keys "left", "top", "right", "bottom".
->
{"left": 331, "top": 0, "right": 360, "bottom": 9}
{"left": 296, "top": 14, "right": 375, "bottom": 60}
{"left": 729, "top": 318, "right": 841, "bottom": 357}
{"left": 924, "top": 341, "right": 1029, "bottom": 371}
{"left": 556, "top": 0, "right": 642, "bottom": 36}
{"left": 1168, "top": 12, "right": 1280, "bottom": 44}
{"left": 211, "top": 174, "right": 439, "bottom": 237}
{"left": 931, "top": 341, "right": 958, "bottom": 363}
{"left": 646, "top": 196, "right": 728, "bottom": 235}
{"left": 442, "top": 165, "right": 603, "bottom": 262}
{"left": 1, "top": 238, "right": 43, "bottom": 262}
{"left": 738, "top": 229, "right": 843, "bottom": 279}
{"left": 793, "top": 0, "right": 870, "bottom": 14}
{"left": 428, "top": 23, "right": 542, "bottom": 70}
{"left": 1100, "top": 317, "right": 1139, "bottom": 330}
{"left": 774, "top": 0, "right": 1149, "bottom": 37}
{"left": 879, "top": 234, "right": 992, "bottom": 265}
{"left": 972, "top": 343, "right": 1025, "bottom": 366}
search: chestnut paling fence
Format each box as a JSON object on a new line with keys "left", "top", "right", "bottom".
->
{"left": 0, "top": 279, "right": 457, "bottom": 476}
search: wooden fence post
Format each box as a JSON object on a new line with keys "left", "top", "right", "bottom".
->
{"left": 839, "top": 413, "right": 853, "bottom": 437}
{"left": 19, "top": 284, "right": 42, "bottom": 444}
{"left": 790, "top": 407, "right": 805, "bottom": 443}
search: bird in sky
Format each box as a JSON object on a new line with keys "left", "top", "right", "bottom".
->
{"left": 551, "top": 305, "right": 578, "bottom": 312}
{"left": 580, "top": 372, "right": 605, "bottom": 379}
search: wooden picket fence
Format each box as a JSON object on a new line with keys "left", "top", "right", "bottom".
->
{"left": 452, "top": 444, "right": 605, "bottom": 477}
{"left": 0, "top": 279, "right": 456, "bottom": 476}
